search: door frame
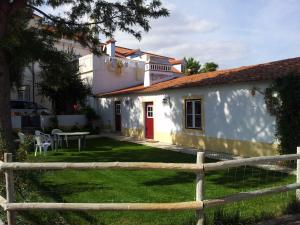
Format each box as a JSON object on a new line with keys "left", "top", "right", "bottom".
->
{"left": 144, "top": 102, "right": 154, "bottom": 139}
{"left": 114, "top": 101, "right": 121, "bottom": 132}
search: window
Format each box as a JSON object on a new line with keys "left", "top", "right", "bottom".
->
{"left": 147, "top": 105, "right": 153, "bottom": 118}
{"left": 185, "top": 99, "right": 202, "bottom": 129}
{"left": 17, "top": 86, "right": 30, "bottom": 101}
{"left": 115, "top": 102, "right": 121, "bottom": 115}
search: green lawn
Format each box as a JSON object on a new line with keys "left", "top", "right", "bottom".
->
{"left": 14, "top": 137, "right": 296, "bottom": 225}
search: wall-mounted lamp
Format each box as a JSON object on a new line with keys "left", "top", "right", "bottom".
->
{"left": 250, "top": 86, "right": 265, "bottom": 96}
{"left": 125, "top": 99, "right": 133, "bottom": 108}
{"left": 162, "top": 96, "right": 170, "bottom": 104}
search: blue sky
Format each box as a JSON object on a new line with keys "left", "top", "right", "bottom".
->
{"left": 42, "top": 0, "right": 300, "bottom": 69}
{"left": 113, "top": 0, "right": 300, "bottom": 68}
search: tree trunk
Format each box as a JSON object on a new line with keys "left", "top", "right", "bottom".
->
{"left": 0, "top": 2, "right": 18, "bottom": 156}
{"left": 0, "top": 49, "right": 14, "bottom": 155}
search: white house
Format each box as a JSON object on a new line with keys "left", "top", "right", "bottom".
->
{"left": 96, "top": 57, "right": 300, "bottom": 157}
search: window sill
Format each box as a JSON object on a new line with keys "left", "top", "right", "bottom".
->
{"left": 183, "top": 128, "right": 205, "bottom": 136}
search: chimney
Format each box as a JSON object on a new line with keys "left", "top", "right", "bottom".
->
{"left": 106, "top": 38, "right": 116, "bottom": 57}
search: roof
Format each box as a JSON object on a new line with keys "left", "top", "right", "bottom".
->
{"left": 169, "top": 59, "right": 185, "bottom": 65}
{"left": 114, "top": 45, "right": 175, "bottom": 60}
{"left": 98, "top": 57, "right": 300, "bottom": 97}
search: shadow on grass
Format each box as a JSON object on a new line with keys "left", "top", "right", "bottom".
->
{"left": 206, "top": 166, "right": 290, "bottom": 189}
{"left": 21, "top": 172, "right": 106, "bottom": 225}
{"left": 142, "top": 172, "right": 195, "bottom": 186}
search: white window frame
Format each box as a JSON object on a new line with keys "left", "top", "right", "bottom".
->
{"left": 115, "top": 102, "right": 121, "bottom": 115}
{"left": 147, "top": 105, "right": 153, "bottom": 118}
{"left": 185, "top": 99, "right": 202, "bottom": 129}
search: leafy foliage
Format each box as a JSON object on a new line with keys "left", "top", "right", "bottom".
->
{"left": 26, "top": 0, "right": 169, "bottom": 53}
{"left": 200, "top": 62, "right": 219, "bottom": 73}
{"left": 81, "top": 106, "right": 99, "bottom": 121}
{"left": 184, "top": 57, "right": 218, "bottom": 75}
{"left": 184, "top": 57, "right": 201, "bottom": 75}
{"left": 39, "top": 50, "right": 91, "bottom": 114}
{"left": 264, "top": 72, "right": 300, "bottom": 154}
{"left": 0, "top": 9, "right": 57, "bottom": 88}
{"left": 17, "top": 135, "right": 33, "bottom": 161}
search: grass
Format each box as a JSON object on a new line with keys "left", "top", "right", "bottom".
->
{"left": 11, "top": 137, "right": 297, "bottom": 225}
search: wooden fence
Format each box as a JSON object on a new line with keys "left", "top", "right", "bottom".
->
{"left": 1, "top": 147, "right": 300, "bottom": 225}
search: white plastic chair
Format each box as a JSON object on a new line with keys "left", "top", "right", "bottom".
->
{"left": 34, "top": 135, "right": 51, "bottom": 156}
{"left": 17, "top": 132, "right": 26, "bottom": 145}
{"left": 51, "top": 129, "right": 63, "bottom": 150}
{"left": 34, "top": 130, "right": 53, "bottom": 151}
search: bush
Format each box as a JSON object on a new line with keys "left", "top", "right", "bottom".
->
{"left": 81, "top": 106, "right": 99, "bottom": 121}
{"left": 17, "top": 135, "right": 34, "bottom": 161}
{"left": 265, "top": 72, "right": 300, "bottom": 154}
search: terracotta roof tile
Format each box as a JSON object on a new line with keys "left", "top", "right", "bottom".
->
{"left": 114, "top": 46, "right": 176, "bottom": 60}
{"left": 98, "top": 57, "right": 300, "bottom": 97}
{"left": 98, "top": 84, "right": 145, "bottom": 96}
{"left": 169, "top": 59, "right": 184, "bottom": 65}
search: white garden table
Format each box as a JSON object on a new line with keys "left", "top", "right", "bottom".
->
{"left": 55, "top": 132, "right": 90, "bottom": 151}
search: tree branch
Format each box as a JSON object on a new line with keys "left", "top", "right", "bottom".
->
{"left": 26, "top": 4, "right": 111, "bottom": 27}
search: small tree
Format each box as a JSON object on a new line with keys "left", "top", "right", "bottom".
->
{"left": 200, "top": 62, "right": 218, "bottom": 73}
{"left": 185, "top": 57, "right": 201, "bottom": 75}
{"left": 185, "top": 57, "right": 218, "bottom": 75}
{"left": 39, "top": 50, "right": 91, "bottom": 114}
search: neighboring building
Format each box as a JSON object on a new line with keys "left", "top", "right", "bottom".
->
{"left": 97, "top": 57, "right": 300, "bottom": 157}
{"left": 79, "top": 39, "right": 185, "bottom": 96}
{"left": 10, "top": 14, "right": 93, "bottom": 109}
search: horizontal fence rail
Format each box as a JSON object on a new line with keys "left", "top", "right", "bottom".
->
{"left": 1, "top": 148, "right": 300, "bottom": 225}
{"left": 204, "top": 154, "right": 300, "bottom": 171}
{"left": 4, "top": 201, "right": 203, "bottom": 212}
{"left": 204, "top": 183, "right": 300, "bottom": 208}
{"left": 0, "top": 162, "right": 203, "bottom": 172}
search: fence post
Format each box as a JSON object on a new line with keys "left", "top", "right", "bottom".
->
{"left": 297, "top": 147, "right": 300, "bottom": 203}
{"left": 4, "top": 153, "right": 16, "bottom": 225}
{"left": 196, "top": 151, "right": 205, "bottom": 225}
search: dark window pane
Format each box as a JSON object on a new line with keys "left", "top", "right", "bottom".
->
{"left": 186, "top": 115, "right": 193, "bottom": 128}
{"left": 186, "top": 101, "right": 192, "bottom": 114}
{"left": 195, "top": 100, "right": 201, "bottom": 114}
{"left": 195, "top": 115, "right": 202, "bottom": 128}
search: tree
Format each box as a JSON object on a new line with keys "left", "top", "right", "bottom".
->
{"left": 184, "top": 57, "right": 218, "bottom": 75}
{"left": 185, "top": 57, "right": 201, "bottom": 75}
{"left": 200, "top": 62, "right": 218, "bottom": 73}
{"left": 0, "top": 0, "right": 169, "bottom": 155}
{"left": 39, "top": 50, "right": 91, "bottom": 114}
{"left": 265, "top": 73, "right": 300, "bottom": 154}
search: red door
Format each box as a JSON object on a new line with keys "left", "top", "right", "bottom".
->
{"left": 145, "top": 102, "right": 154, "bottom": 139}
{"left": 115, "top": 101, "right": 121, "bottom": 132}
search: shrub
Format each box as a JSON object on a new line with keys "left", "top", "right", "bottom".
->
{"left": 265, "top": 72, "right": 300, "bottom": 154}
{"left": 17, "top": 135, "right": 34, "bottom": 161}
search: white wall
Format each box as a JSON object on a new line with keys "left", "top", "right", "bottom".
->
{"left": 41, "top": 115, "right": 87, "bottom": 129}
{"left": 79, "top": 54, "right": 145, "bottom": 95}
{"left": 99, "top": 81, "right": 276, "bottom": 144}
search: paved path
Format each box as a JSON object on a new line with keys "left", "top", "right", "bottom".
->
{"left": 256, "top": 214, "right": 300, "bottom": 225}
{"left": 100, "top": 132, "right": 296, "bottom": 175}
